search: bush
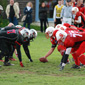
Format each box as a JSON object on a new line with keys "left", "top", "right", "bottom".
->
{"left": 0, "top": 19, "right": 9, "bottom": 27}
{"left": 0, "top": 0, "right": 8, "bottom": 10}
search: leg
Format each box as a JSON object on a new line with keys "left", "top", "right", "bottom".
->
{"left": 40, "top": 19, "right": 43, "bottom": 32}
{"left": 13, "top": 17, "right": 18, "bottom": 25}
{"left": 23, "top": 22, "right": 26, "bottom": 27}
{"left": 71, "top": 42, "right": 85, "bottom": 68}
{"left": 23, "top": 42, "right": 33, "bottom": 62}
{"left": 44, "top": 19, "right": 47, "bottom": 32}
{"left": 16, "top": 44, "right": 24, "bottom": 67}
{"left": 59, "top": 47, "right": 72, "bottom": 71}
{"left": 9, "top": 47, "right": 16, "bottom": 61}
{"left": 9, "top": 17, "right": 13, "bottom": 23}
{"left": 27, "top": 23, "right": 30, "bottom": 29}
{"left": 73, "top": 42, "right": 85, "bottom": 64}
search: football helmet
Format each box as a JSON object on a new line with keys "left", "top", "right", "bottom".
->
{"left": 45, "top": 26, "right": 55, "bottom": 38}
{"left": 20, "top": 28, "right": 30, "bottom": 38}
{"left": 55, "top": 24, "right": 67, "bottom": 31}
{"left": 72, "top": 7, "right": 79, "bottom": 15}
{"left": 15, "top": 25, "right": 22, "bottom": 28}
{"left": 30, "top": 29, "right": 37, "bottom": 38}
{"left": 56, "top": 30, "right": 67, "bottom": 42}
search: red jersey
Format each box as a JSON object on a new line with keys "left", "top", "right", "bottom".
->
{"left": 57, "top": 30, "right": 85, "bottom": 48}
{"left": 50, "top": 30, "right": 58, "bottom": 46}
{"left": 64, "top": 30, "right": 85, "bottom": 48}
{"left": 75, "top": 11, "right": 85, "bottom": 25}
{"left": 81, "top": 7, "right": 85, "bottom": 15}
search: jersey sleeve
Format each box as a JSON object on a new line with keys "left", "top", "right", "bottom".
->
{"left": 50, "top": 38, "right": 57, "bottom": 48}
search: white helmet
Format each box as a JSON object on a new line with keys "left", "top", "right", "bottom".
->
{"left": 72, "top": 7, "right": 79, "bottom": 14}
{"left": 56, "top": 30, "right": 67, "bottom": 42}
{"left": 15, "top": 25, "right": 22, "bottom": 28}
{"left": 20, "top": 28, "right": 30, "bottom": 38}
{"left": 45, "top": 26, "right": 55, "bottom": 38}
{"left": 55, "top": 24, "right": 67, "bottom": 31}
{"left": 30, "top": 29, "right": 37, "bottom": 38}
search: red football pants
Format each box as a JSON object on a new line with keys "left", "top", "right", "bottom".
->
{"left": 71, "top": 41, "right": 85, "bottom": 65}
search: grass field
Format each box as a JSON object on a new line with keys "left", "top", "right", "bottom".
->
{"left": 0, "top": 32, "right": 85, "bottom": 85}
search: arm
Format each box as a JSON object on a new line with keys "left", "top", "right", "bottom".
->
{"left": 53, "top": 7, "right": 56, "bottom": 22}
{"left": 22, "top": 42, "right": 33, "bottom": 62}
{"left": 24, "top": 7, "right": 32, "bottom": 14}
{"left": 61, "top": 6, "right": 64, "bottom": 19}
{"left": 74, "top": 16, "right": 81, "bottom": 24}
{"left": 15, "top": 4, "right": 20, "bottom": 18}
{"left": 16, "top": 44, "right": 22, "bottom": 62}
{"left": 44, "top": 47, "right": 55, "bottom": 59}
{"left": 5, "top": 5, "right": 9, "bottom": 19}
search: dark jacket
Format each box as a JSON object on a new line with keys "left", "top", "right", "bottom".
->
{"left": 39, "top": 7, "right": 47, "bottom": 20}
{"left": 24, "top": 7, "right": 32, "bottom": 23}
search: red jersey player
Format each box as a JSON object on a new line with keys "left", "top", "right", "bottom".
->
{"left": 72, "top": 7, "right": 85, "bottom": 28}
{"left": 55, "top": 29, "right": 85, "bottom": 70}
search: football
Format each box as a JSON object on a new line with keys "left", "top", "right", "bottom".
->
{"left": 39, "top": 57, "right": 48, "bottom": 63}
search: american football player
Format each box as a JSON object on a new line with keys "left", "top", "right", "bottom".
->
{"left": 0, "top": 25, "right": 30, "bottom": 66}
{"left": 72, "top": 7, "right": 85, "bottom": 28}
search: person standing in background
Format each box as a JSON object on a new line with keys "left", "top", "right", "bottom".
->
{"left": 6, "top": 0, "right": 19, "bottom": 25}
{"left": 23, "top": 2, "right": 33, "bottom": 29}
{"left": 61, "top": 0, "right": 73, "bottom": 25}
{"left": 76, "top": 0, "right": 84, "bottom": 12}
{"left": 82, "top": 1, "right": 85, "bottom": 15}
{"left": 53, "top": 0, "right": 64, "bottom": 27}
{"left": 71, "top": 0, "right": 77, "bottom": 7}
{"left": 14, "top": 2, "right": 21, "bottom": 19}
{"left": 39, "top": 2, "right": 47, "bottom": 33}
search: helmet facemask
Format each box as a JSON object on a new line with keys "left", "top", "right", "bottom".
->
{"left": 45, "top": 31, "right": 53, "bottom": 39}
{"left": 19, "top": 28, "right": 30, "bottom": 39}
{"left": 45, "top": 26, "right": 55, "bottom": 39}
{"left": 30, "top": 29, "right": 37, "bottom": 41}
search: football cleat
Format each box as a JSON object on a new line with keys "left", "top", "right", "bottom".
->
{"left": 9, "top": 58, "right": 16, "bottom": 61}
{"left": 3, "top": 62, "right": 14, "bottom": 66}
{"left": 20, "top": 62, "right": 24, "bottom": 67}
{"left": 0, "top": 60, "right": 4, "bottom": 62}
{"left": 59, "top": 66, "right": 64, "bottom": 71}
{"left": 58, "top": 62, "right": 62, "bottom": 67}
{"left": 29, "top": 59, "right": 33, "bottom": 62}
{"left": 71, "top": 64, "right": 81, "bottom": 69}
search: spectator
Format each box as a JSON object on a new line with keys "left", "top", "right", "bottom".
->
{"left": 81, "top": 1, "right": 85, "bottom": 15}
{"left": 61, "top": 0, "right": 64, "bottom": 5}
{"left": 61, "top": 0, "right": 73, "bottom": 25}
{"left": 76, "top": 0, "right": 84, "bottom": 12}
{"left": 39, "top": 2, "right": 48, "bottom": 32}
{"left": 72, "top": 7, "right": 85, "bottom": 28}
{"left": 23, "top": 2, "right": 33, "bottom": 29}
{"left": 14, "top": 2, "right": 21, "bottom": 18}
{"left": 71, "top": 0, "right": 77, "bottom": 7}
{"left": 53, "top": 0, "right": 64, "bottom": 27}
{"left": 6, "top": 0, "right": 19, "bottom": 25}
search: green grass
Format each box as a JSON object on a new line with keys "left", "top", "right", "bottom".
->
{"left": 30, "top": 25, "right": 40, "bottom": 31}
{"left": 0, "top": 32, "right": 85, "bottom": 85}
